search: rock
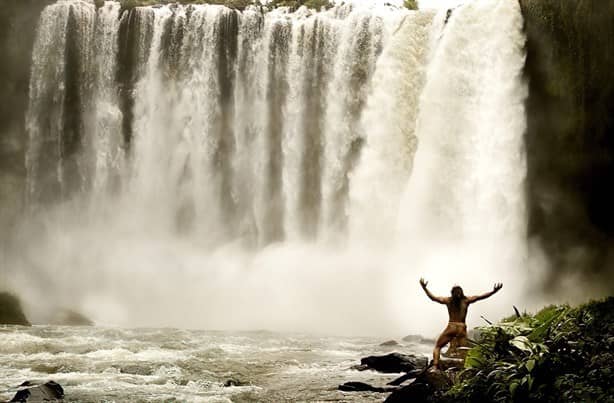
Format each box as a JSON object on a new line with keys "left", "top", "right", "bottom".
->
{"left": 9, "top": 381, "right": 64, "bottom": 402}
{"left": 0, "top": 292, "right": 30, "bottom": 326}
{"left": 442, "top": 346, "right": 470, "bottom": 360}
{"left": 224, "top": 379, "right": 245, "bottom": 387}
{"left": 402, "top": 334, "right": 434, "bottom": 345}
{"left": 338, "top": 381, "right": 388, "bottom": 393}
{"left": 379, "top": 340, "right": 400, "bottom": 347}
{"left": 384, "top": 382, "right": 430, "bottom": 403}
{"left": 50, "top": 309, "right": 94, "bottom": 326}
{"left": 421, "top": 368, "right": 453, "bottom": 390}
{"left": 387, "top": 369, "right": 423, "bottom": 386}
{"left": 384, "top": 369, "right": 452, "bottom": 403}
{"left": 359, "top": 352, "right": 428, "bottom": 373}
{"left": 439, "top": 357, "right": 465, "bottom": 371}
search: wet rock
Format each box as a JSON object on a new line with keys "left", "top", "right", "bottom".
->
{"left": 439, "top": 357, "right": 465, "bottom": 371}
{"left": 384, "top": 381, "right": 430, "bottom": 403}
{"left": 338, "top": 381, "right": 389, "bottom": 393}
{"left": 402, "top": 334, "right": 434, "bottom": 345}
{"left": 50, "top": 309, "right": 94, "bottom": 326}
{"left": 224, "top": 379, "right": 245, "bottom": 387}
{"left": 359, "top": 352, "right": 427, "bottom": 373}
{"left": 384, "top": 369, "right": 452, "bottom": 403}
{"left": 9, "top": 381, "right": 64, "bottom": 402}
{"left": 387, "top": 369, "right": 423, "bottom": 386}
{"left": 0, "top": 292, "right": 30, "bottom": 326}
{"left": 422, "top": 369, "right": 453, "bottom": 390}
{"left": 442, "top": 346, "right": 470, "bottom": 360}
{"left": 379, "top": 340, "right": 400, "bottom": 347}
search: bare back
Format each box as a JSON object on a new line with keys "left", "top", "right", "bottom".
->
{"left": 445, "top": 297, "right": 469, "bottom": 323}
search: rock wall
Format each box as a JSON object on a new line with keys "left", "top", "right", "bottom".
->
{"left": 520, "top": 0, "right": 614, "bottom": 290}
{"left": 0, "top": 0, "right": 54, "bottom": 233}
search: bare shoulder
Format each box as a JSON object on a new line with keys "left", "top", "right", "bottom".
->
{"left": 466, "top": 295, "right": 479, "bottom": 303}
{"left": 439, "top": 296, "right": 451, "bottom": 304}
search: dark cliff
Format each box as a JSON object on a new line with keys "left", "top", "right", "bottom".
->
{"left": 0, "top": 0, "right": 54, "bottom": 228}
{"left": 520, "top": 0, "right": 614, "bottom": 291}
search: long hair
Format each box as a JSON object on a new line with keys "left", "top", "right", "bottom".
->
{"left": 451, "top": 285, "right": 465, "bottom": 305}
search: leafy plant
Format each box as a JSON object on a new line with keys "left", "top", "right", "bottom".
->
{"left": 444, "top": 297, "right": 614, "bottom": 403}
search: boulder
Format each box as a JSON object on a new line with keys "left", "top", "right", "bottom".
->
{"left": 387, "top": 369, "right": 423, "bottom": 386}
{"left": 402, "top": 334, "right": 435, "bottom": 345}
{"left": 50, "top": 309, "right": 94, "bottom": 326}
{"left": 358, "top": 352, "right": 428, "bottom": 373}
{"left": 9, "top": 381, "right": 64, "bottom": 402}
{"left": 379, "top": 340, "right": 400, "bottom": 347}
{"left": 384, "top": 382, "right": 430, "bottom": 403}
{"left": 338, "top": 382, "right": 389, "bottom": 393}
{"left": 0, "top": 292, "right": 30, "bottom": 326}
{"left": 438, "top": 357, "right": 465, "bottom": 371}
{"left": 384, "top": 369, "right": 452, "bottom": 403}
{"left": 224, "top": 379, "right": 245, "bottom": 387}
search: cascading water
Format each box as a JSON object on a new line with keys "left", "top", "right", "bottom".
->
{"left": 12, "top": 0, "right": 529, "bottom": 335}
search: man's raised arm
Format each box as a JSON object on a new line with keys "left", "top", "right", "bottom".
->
{"left": 467, "top": 283, "right": 503, "bottom": 304}
{"left": 419, "top": 278, "right": 448, "bottom": 304}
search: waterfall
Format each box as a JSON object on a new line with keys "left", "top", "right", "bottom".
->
{"left": 16, "top": 0, "right": 529, "bottom": 333}
{"left": 398, "top": 0, "right": 528, "bottom": 286}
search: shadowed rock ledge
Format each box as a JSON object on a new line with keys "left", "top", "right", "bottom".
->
{"left": 0, "top": 292, "right": 30, "bottom": 326}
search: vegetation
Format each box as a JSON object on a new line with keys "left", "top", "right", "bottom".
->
{"left": 403, "top": 0, "right": 418, "bottom": 10}
{"left": 443, "top": 297, "right": 614, "bottom": 402}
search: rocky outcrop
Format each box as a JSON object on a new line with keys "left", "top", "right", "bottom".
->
{"left": 402, "top": 334, "right": 435, "bottom": 344}
{"left": 0, "top": 292, "right": 30, "bottom": 326}
{"left": 379, "top": 340, "right": 400, "bottom": 347}
{"left": 353, "top": 352, "right": 428, "bottom": 373}
{"left": 8, "top": 381, "right": 64, "bottom": 402}
{"left": 520, "top": 0, "right": 614, "bottom": 291}
{"left": 0, "top": 0, "right": 55, "bottom": 229}
{"left": 384, "top": 370, "right": 452, "bottom": 403}
{"left": 50, "top": 309, "right": 94, "bottom": 326}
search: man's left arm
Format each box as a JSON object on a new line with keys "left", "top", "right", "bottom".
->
{"left": 467, "top": 283, "right": 503, "bottom": 303}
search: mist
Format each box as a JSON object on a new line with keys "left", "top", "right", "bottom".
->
{"left": 0, "top": 0, "right": 561, "bottom": 338}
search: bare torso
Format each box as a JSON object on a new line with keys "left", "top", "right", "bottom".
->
{"left": 445, "top": 297, "right": 469, "bottom": 323}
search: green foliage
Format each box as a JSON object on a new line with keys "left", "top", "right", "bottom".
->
{"left": 403, "top": 0, "right": 418, "bottom": 10}
{"left": 445, "top": 297, "right": 614, "bottom": 403}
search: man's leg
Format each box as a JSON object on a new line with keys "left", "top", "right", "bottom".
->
{"left": 433, "top": 326, "right": 454, "bottom": 369}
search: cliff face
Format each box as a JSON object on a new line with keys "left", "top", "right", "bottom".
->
{"left": 520, "top": 0, "right": 614, "bottom": 290}
{"left": 0, "top": 0, "right": 54, "bottom": 230}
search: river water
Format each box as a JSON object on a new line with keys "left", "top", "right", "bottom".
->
{"left": 0, "top": 326, "right": 430, "bottom": 402}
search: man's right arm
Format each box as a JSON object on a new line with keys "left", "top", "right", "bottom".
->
{"left": 419, "top": 278, "right": 448, "bottom": 304}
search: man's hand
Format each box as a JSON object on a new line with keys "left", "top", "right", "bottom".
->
{"left": 493, "top": 283, "right": 503, "bottom": 292}
{"left": 420, "top": 278, "right": 428, "bottom": 289}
